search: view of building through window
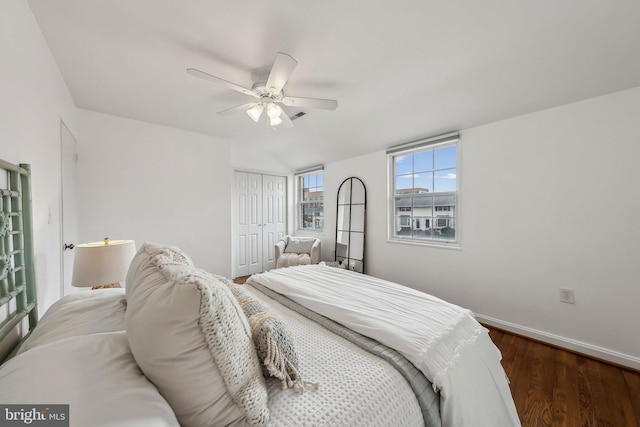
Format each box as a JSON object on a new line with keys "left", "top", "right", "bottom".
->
{"left": 299, "top": 171, "right": 324, "bottom": 230}
{"left": 392, "top": 143, "right": 457, "bottom": 242}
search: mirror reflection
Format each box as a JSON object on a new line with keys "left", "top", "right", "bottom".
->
{"left": 350, "top": 205, "right": 365, "bottom": 232}
{"left": 338, "top": 184, "right": 351, "bottom": 205}
{"left": 337, "top": 206, "right": 350, "bottom": 230}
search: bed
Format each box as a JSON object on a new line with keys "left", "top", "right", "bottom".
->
{"left": 0, "top": 159, "right": 520, "bottom": 427}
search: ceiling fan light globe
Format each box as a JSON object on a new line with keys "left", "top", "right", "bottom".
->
{"left": 270, "top": 115, "right": 283, "bottom": 126}
{"left": 247, "top": 104, "right": 263, "bottom": 122}
{"left": 267, "top": 102, "right": 282, "bottom": 119}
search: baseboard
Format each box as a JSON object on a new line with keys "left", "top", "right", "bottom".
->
{"left": 475, "top": 313, "right": 640, "bottom": 372}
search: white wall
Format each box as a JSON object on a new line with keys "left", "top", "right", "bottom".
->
{"left": 322, "top": 87, "right": 640, "bottom": 369}
{"left": 0, "top": 0, "right": 77, "bottom": 316}
{"left": 231, "top": 146, "right": 292, "bottom": 176}
{"left": 76, "top": 110, "right": 233, "bottom": 277}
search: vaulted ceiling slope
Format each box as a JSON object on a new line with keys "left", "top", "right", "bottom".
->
{"left": 28, "top": 0, "right": 640, "bottom": 169}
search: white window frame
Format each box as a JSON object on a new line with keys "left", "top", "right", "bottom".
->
{"left": 387, "top": 132, "right": 460, "bottom": 248}
{"left": 296, "top": 166, "right": 324, "bottom": 232}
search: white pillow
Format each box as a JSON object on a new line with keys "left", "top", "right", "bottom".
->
{"left": 284, "top": 239, "right": 314, "bottom": 254}
{"left": 16, "top": 288, "right": 126, "bottom": 355}
{"left": 0, "top": 332, "right": 180, "bottom": 426}
{"left": 125, "top": 243, "right": 269, "bottom": 427}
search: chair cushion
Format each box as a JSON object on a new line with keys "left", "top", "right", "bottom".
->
{"left": 125, "top": 242, "right": 269, "bottom": 427}
{"left": 276, "top": 253, "right": 312, "bottom": 268}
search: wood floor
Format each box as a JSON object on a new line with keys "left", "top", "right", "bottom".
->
{"left": 488, "top": 327, "right": 640, "bottom": 427}
{"left": 235, "top": 275, "right": 639, "bottom": 426}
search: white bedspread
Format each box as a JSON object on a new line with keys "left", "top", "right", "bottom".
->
{"left": 248, "top": 264, "right": 521, "bottom": 427}
{"left": 242, "top": 284, "right": 425, "bottom": 427}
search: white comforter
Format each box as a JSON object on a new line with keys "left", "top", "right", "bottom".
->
{"left": 248, "top": 264, "right": 521, "bottom": 427}
{"left": 242, "top": 284, "right": 425, "bottom": 427}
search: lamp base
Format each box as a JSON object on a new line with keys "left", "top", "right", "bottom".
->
{"left": 91, "top": 283, "right": 122, "bottom": 290}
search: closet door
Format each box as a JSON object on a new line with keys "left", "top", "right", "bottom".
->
{"left": 262, "top": 175, "right": 286, "bottom": 271}
{"left": 233, "top": 172, "right": 286, "bottom": 277}
{"left": 246, "top": 173, "right": 263, "bottom": 274}
{"left": 235, "top": 172, "right": 263, "bottom": 276}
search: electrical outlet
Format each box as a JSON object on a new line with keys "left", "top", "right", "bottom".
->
{"left": 560, "top": 288, "right": 575, "bottom": 304}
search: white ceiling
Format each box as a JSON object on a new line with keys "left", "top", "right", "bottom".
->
{"left": 28, "top": 0, "right": 640, "bottom": 170}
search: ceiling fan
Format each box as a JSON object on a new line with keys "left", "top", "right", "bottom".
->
{"left": 187, "top": 52, "right": 338, "bottom": 128}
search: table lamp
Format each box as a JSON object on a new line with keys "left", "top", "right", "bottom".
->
{"left": 71, "top": 238, "right": 136, "bottom": 289}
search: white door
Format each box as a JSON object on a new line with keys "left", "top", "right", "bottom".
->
{"left": 262, "top": 175, "right": 286, "bottom": 271}
{"left": 234, "top": 172, "right": 262, "bottom": 276}
{"left": 233, "top": 171, "right": 286, "bottom": 277}
{"left": 247, "top": 173, "right": 263, "bottom": 274}
{"left": 60, "top": 121, "right": 78, "bottom": 296}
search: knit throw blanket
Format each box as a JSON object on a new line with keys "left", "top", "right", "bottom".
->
{"left": 227, "top": 283, "right": 311, "bottom": 392}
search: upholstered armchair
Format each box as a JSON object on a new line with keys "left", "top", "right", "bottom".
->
{"left": 274, "top": 236, "right": 321, "bottom": 268}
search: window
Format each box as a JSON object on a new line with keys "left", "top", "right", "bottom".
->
{"left": 297, "top": 169, "right": 324, "bottom": 231}
{"left": 388, "top": 133, "right": 458, "bottom": 245}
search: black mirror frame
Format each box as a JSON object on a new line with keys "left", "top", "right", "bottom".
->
{"left": 335, "top": 177, "right": 366, "bottom": 273}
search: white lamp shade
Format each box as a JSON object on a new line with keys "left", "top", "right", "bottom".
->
{"left": 247, "top": 104, "right": 264, "bottom": 122}
{"left": 267, "top": 103, "right": 283, "bottom": 126}
{"left": 71, "top": 240, "right": 136, "bottom": 287}
{"left": 269, "top": 115, "right": 283, "bottom": 126}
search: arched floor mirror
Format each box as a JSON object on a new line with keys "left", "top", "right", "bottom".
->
{"left": 335, "top": 177, "right": 366, "bottom": 273}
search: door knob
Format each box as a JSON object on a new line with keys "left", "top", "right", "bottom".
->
{"left": 64, "top": 243, "right": 75, "bottom": 250}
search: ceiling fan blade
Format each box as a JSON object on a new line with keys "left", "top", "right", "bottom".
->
{"left": 281, "top": 96, "right": 338, "bottom": 110}
{"left": 187, "top": 68, "right": 259, "bottom": 98}
{"left": 280, "top": 111, "right": 294, "bottom": 129}
{"left": 266, "top": 53, "right": 298, "bottom": 95}
{"left": 217, "top": 102, "right": 257, "bottom": 115}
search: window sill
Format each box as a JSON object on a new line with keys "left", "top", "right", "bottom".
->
{"left": 386, "top": 237, "right": 461, "bottom": 251}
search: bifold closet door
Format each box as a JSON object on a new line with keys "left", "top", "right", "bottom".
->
{"left": 235, "top": 172, "right": 263, "bottom": 276}
{"left": 261, "top": 175, "right": 286, "bottom": 271}
{"left": 234, "top": 172, "right": 286, "bottom": 277}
